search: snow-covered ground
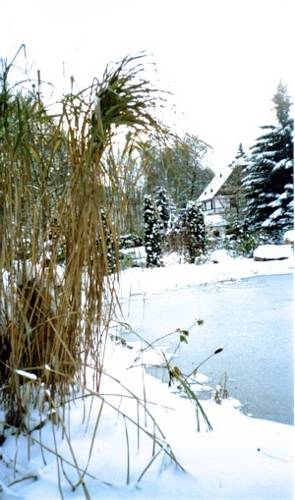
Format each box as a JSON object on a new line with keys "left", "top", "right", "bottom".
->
{"left": 118, "top": 247, "right": 294, "bottom": 298}
{"left": 253, "top": 244, "right": 293, "bottom": 261}
{"left": 0, "top": 249, "right": 294, "bottom": 499}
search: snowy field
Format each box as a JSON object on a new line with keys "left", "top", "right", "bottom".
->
{"left": 0, "top": 248, "right": 294, "bottom": 499}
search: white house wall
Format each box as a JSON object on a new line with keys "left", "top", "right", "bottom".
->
{"left": 202, "top": 196, "right": 230, "bottom": 215}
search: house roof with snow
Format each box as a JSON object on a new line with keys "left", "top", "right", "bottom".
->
{"left": 197, "top": 164, "right": 235, "bottom": 203}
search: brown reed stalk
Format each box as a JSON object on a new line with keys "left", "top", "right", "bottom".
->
{"left": 0, "top": 53, "right": 168, "bottom": 428}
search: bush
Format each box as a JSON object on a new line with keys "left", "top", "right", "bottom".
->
{"left": 181, "top": 202, "right": 205, "bottom": 263}
{"left": 143, "top": 195, "right": 162, "bottom": 267}
{"left": 119, "top": 233, "right": 143, "bottom": 249}
{"left": 225, "top": 218, "right": 270, "bottom": 257}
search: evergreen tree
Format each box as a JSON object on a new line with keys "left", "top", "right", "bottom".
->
{"left": 263, "top": 83, "right": 294, "bottom": 233}
{"left": 224, "top": 144, "right": 248, "bottom": 246}
{"left": 154, "top": 186, "right": 170, "bottom": 234}
{"left": 224, "top": 144, "right": 247, "bottom": 218}
{"left": 242, "top": 83, "right": 293, "bottom": 238}
{"left": 181, "top": 201, "right": 205, "bottom": 263}
{"left": 143, "top": 195, "right": 162, "bottom": 267}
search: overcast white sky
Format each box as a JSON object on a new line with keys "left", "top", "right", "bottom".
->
{"left": 0, "top": 0, "right": 294, "bottom": 169}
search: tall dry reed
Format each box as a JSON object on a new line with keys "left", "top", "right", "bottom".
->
{"left": 0, "top": 52, "right": 167, "bottom": 425}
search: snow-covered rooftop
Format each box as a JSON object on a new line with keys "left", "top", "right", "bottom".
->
{"left": 198, "top": 164, "right": 234, "bottom": 203}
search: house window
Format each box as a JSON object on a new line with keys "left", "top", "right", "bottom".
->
{"left": 205, "top": 200, "right": 213, "bottom": 210}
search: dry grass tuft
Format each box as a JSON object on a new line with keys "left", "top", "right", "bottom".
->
{"left": 0, "top": 52, "right": 167, "bottom": 427}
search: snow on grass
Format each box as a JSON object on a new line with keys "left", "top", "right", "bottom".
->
{"left": 0, "top": 253, "right": 294, "bottom": 499}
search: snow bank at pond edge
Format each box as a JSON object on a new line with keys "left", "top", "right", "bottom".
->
{"left": 118, "top": 253, "right": 293, "bottom": 298}
{"left": 2, "top": 338, "right": 293, "bottom": 499}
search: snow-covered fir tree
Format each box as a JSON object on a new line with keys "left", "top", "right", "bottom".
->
{"left": 181, "top": 201, "right": 205, "bottom": 263}
{"left": 224, "top": 144, "right": 253, "bottom": 254}
{"left": 154, "top": 186, "right": 170, "bottom": 234}
{"left": 242, "top": 83, "right": 293, "bottom": 239}
{"left": 143, "top": 195, "right": 162, "bottom": 267}
{"left": 263, "top": 83, "right": 294, "bottom": 233}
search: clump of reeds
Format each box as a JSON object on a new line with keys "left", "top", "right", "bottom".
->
{"left": 0, "top": 51, "right": 167, "bottom": 428}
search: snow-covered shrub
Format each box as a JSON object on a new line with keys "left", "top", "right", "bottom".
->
{"left": 164, "top": 200, "right": 184, "bottom": 254}
{"left": 181, "top": 201, "right": 205, "bottom": 263}
{"left": 143, "top": 195, "right": 162, "bottom": 267}
{"left": 119, "top": 233, "right": 143, "bottom": 249}
{"left": 154, "top": 186, "right": 170, "bottom": 234}
{"left": 224, "top": 217, "right": 259, "bottom": 257}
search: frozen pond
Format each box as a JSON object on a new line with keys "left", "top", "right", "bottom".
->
{"left": 120, "top": 273, "right": 293, "bottom": 425}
